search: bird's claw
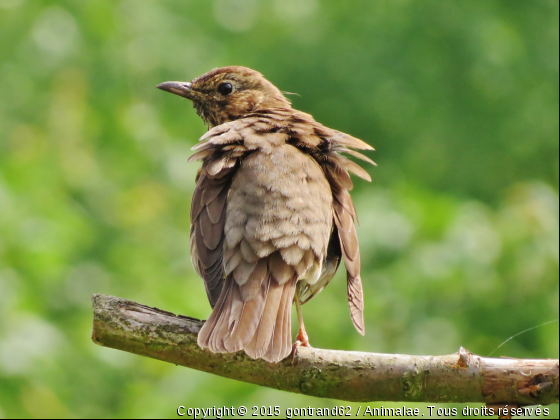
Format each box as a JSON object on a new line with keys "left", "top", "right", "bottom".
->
{"left": 291, "top": 331, "right": 312, "bottom": 364}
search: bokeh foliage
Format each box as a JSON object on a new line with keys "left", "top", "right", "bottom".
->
{"left": 0, "top": 0, "right": 558, "bottom": 418}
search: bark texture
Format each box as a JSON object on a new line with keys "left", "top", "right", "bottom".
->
{"left": 91, "top": 294, "right": 559, "bottom": 405}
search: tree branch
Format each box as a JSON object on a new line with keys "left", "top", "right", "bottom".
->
{"left": 91, "top": 294, "right": 558, "bottom": 406}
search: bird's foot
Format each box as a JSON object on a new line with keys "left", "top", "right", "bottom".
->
{"left": 294, "top": 329, "right": 311, "bottom": 348}
{"left": 291, "top": 331, "right": 311, "bottom": 364}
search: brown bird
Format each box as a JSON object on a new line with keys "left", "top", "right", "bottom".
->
{"left": 157, "top": 66, "right": 374, "bottom": 363}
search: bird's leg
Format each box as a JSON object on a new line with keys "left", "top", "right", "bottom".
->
{"left": 291, "top": 294, "right": 311, "bottom": 364}
{"left": 294, "top": 294, "right": 310, "bottom": 348}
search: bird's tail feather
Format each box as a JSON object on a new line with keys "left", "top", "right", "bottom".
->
{"left": 198, "top": 269, "right": 297, "bottom": 363}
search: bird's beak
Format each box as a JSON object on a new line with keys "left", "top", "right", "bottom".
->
{"left": 157, "top": 81, "right": 196, "bottom": 100}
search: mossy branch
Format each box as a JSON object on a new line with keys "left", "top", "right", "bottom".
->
{"left": 91, "top": 294, "right": 558, "bottom": 406}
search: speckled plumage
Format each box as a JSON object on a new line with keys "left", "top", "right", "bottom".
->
{"left": 158, "top": 66, "right": 374, "bottom": 363}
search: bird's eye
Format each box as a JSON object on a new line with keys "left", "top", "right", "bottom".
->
{"left": 218, "top": 82, "right": 233, "bottom": 96}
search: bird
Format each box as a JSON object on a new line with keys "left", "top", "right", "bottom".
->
{"left": 157, "top": 66, "right": 374, "bottom": 363}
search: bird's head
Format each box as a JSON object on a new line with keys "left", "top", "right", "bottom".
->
{"left": 157, "top": 66, "right": 291, "bottom": 128}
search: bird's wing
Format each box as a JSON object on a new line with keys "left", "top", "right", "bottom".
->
{"left": 189, "top": 122, "right": 249, "bottom": 307}
{"left": 287, "top": 113, "right": 374, "bottom": 335}
{"left": 326, "top": 130, "right": 373, "bottom": 336}
{"left": 332, "top": 186, "right": 365, "bottom": 335}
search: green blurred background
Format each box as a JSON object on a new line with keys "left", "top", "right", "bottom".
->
{"left": 0, "top": 0, "right": 558, "bottom": 418}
